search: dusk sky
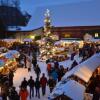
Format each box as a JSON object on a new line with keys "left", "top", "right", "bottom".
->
{"left": 19, "top": 0, "right": 100, "bottom": 30}
{"left": 20, "top": 0, "right": 91, "bottom": 14}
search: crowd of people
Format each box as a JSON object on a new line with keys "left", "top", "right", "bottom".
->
{"left": 0, "top": 42, "right": 100, "bottom": 100}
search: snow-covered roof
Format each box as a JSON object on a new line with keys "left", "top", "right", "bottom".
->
{"left": 62, "top": 53, "right": 100, "bottom": 83}
{"left": 23, "top": 38, "right": 33, "bottom": 42}
{"left": 19, "top": 0, "right": 100, "bottom": 31}
{"left": 3, "top": 39, "right": 18, "bottom": 42}
{"left": 49, "top": 80, "right": 85, "bottom": 100}
{"left": 89, "top": 39, "right": 100, "bottom": 42}
{"left": 8, "top": 50, "right": 20, "bottom": 58}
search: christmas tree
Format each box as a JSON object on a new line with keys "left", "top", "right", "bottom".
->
{"left": 39, "top": 9, "right": 54, "bottom": 60}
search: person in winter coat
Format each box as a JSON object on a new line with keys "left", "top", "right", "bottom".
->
{"left": 24, "top": 55, "right": 27, "bottom": 68}
{"left": 9, "top": 70, "right": 14, "bottom": 87}
{"left": 34, "top": 77, "right": 40, "bottom": 98}
{"left": 1, "top": 83, "right": 9, "bottom": 100}
{"left": 28, "top": 76, "right": 34, "bottom": 99}
{"left": 51, "top": 69, "right": 58, "bottom": 83}
{"left": 92, "top": 84, "right": 100, "bottom": 100}
{"left": 47, "top": 63, "right": 52, "bottom": 75}
{"left": 21, "top": 77, "right": 28, "bottom": 89}
{"left": 47, "top": 76, "right": 56, "bottom": 93}
{"left": 19, "top": 87, "right": 29, "bottom": 100}
{"left": 32, "top": 57, "right": 37, "bottom": 68}
{"left": 40, "top": 73, "right": 47, "bottom": 96}
{"left": 58, "top": 65, "right": 64, "bottom": 81}
{"left": 71, "top": 52, "right": 76, "bottom": 60}
{"left": 54, "top": 61, "right": 59, "bottom": 69}
{"left": 34, "top": 64, "right": 41, "bottom": 78}
{"left": 70, "top": 60, "right": 78, "bottom": 70}
{"left": 8, "top": 87, "right": 19, "bottom": 100}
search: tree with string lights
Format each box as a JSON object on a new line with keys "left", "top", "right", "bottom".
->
{"left": 39, "top": 9, "right": 54, "bottom": 61}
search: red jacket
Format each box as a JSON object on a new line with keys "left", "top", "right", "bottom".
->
{"left": 47, "top": 63, "right": 51, "bottom": 72}
{"left": 40, "top": 77, "right": 47, "bottom": 87}
{"left": 19, "top": 89, "right": 28, "bottom": 100}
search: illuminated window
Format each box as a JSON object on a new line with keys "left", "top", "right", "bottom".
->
{"left": 95, "top": 33, "right": 98, "bottom": 37}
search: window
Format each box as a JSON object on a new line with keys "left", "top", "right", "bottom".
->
{"left": 95, "top": 33, "right": 98, "bottom": 38}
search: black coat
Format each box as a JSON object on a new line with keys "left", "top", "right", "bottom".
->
{"left": 28, "top": 79, "right": 34, "bottom": 87}
{"left": 35, "top": 80, "right": 40, "bottom": 89}
{"left": 21, "top": 80, "right": 28, "bottom": 89}
{"left": 8, "top": 90, "right": 19, "bottom": 100}
{"left": 48, "top": 79, "right": 56, "bottom": 88}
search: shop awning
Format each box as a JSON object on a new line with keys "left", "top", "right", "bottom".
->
{"left": 49, "top": 80, "right": 85, "bottom": 100}
{"left": 62, "top": 53, "right": 100, "bottom": 83}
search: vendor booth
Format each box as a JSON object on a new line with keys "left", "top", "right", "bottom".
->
{"left": 49, "top": 53, "right": 100, "bottom": 100}
{"left": 0, "top": 50, "right": 19, "bottom": 75}
{"left": 49, "top": 80, "right": 85, "bottom": 100}
{"left": 62, "top": 53, "right": 100, "bottom": 82}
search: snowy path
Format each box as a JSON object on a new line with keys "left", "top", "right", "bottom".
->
{"left": 13, "top": 61, "right": 49, "bottom": 100}
{"left": 13, "top": 54, "right": 81, "bottom": 100}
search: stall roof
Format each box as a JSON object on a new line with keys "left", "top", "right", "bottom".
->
{"left": 49, "top": 80, "right": 85, "bottom": 100}
{"left": 62, "top": 53, "right": 100, "bottom": 83}
{"left": 23, "top": 38, "right": 33, "bottom": 42}
{"left": 89, "top": 39, "right": 100, "bottom": 42}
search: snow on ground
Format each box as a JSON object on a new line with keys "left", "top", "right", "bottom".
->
{"left": 13, "top": 62, "right": 49, "bottom": 100}
{"left": 59, "top": 54, "right": 82, "bottom": 69}
{"left": 13, "top": 54, "right": 82, "bottom": 100}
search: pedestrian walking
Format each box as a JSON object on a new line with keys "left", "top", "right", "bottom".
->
{"left": 32, "top": 57, "right": 37, "bottom": 68}
{"left": 8, "top": 87, "right": 19, "bottom": 100}
{"left": 47, "top": 76, "right": 56, "bottom": 93}
{"left": 47, "top": 63, "right": 52, "bottom": 75}
{"left": 27, "top": 57, "right": 32, "bottom": 72}
{"left": 51, "top": 68, "right": 58, "bottom": 83}
{"left": 24, "top": 55, "right": 27, "bottom": 68}
{"left": 34, "top": 78, "right": 40, "bottom": 98}
{"left": 9, "top": 70, "right": 14, "bottom": 87}
{"left": 19, "top": 87, "right": 29, "bottom": 100}
{"left": 21, "top": 77, "right": 28, "bottom": 89}
{"left": 34, "top": 64, "right": 41, "bottom": 78}
{"left": 70, "top": 60, "right": 78, "bottom": 70}
{"left": 40, "top": 73, "right": 47, "bottom": 96}
{"left": 28, "top": 76, "right": 34, "bottom": 99}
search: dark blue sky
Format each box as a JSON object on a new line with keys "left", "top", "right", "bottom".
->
{"left": 20, "top": 0, "right": 100, "bottom": 30}
{"left": 20, "top": 0, "right": 91, "bottom": 14}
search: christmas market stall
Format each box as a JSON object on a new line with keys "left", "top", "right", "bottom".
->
{"left": 0, "top": 50, "right": 20, "bottom": 75}
{"left": 0, "top": 60, "right": 5, "bottom": 73}
{"left": 48, "top": 80, "right": 85, "bottom": 100}
{"left": 62, "top": 53, "right": 100, "bottom": 83}
{"left": 54, "top": 39, "right": 83, "bottom": 55}
{"left": 0, "top": 39, "right": 19, "bottom": 48}
{"left": 8, "top": 50, "right": 20, "bottom": 58}
{"left": 49, "top": 53, "right": 100, "bottom": 100}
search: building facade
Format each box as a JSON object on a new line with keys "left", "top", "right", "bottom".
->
{"left": 51, "top": 26, "right": 100, "bottom": 39}
{"left": 4, "top": 26, "right": 100, "bottom": 40}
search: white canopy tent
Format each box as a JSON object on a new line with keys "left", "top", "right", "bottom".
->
{"left": 62, "top": 53, "right": 100, "bottom": 83}
{"left": 49, "top": 80, "right": 85, "bottom": 100}
{"left": 49, "top": 53, "right": 100, "bottom": 100}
